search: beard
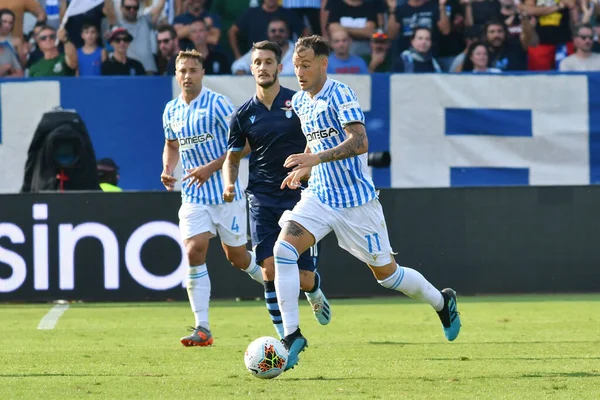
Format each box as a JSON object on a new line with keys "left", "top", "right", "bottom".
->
{"left": 257, "top": 70, "right": 279, "bottom": 89}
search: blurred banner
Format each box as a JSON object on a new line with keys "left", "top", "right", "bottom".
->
{"left": 1, "top": 74, "right": 600, "bottom": 193}
{"left": 2, "top": 188, "right": 600, "bottom": 301}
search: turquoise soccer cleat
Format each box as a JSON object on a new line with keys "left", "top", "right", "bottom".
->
{"left": 281, "top": 329, "right": 308, "bottom": 371}
{"left": 437, "top": 288, "right": 461, "bottom": 341}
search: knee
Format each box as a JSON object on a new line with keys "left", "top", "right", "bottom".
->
{"left": 185, "top": 242, "right": 207, "bottom": 266}
{"left": 273, "top": 240, "right": 299, "bottom": 269}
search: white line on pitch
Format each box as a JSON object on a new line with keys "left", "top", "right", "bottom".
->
{"left": 37, "top": 304, "right": 70, "bottom": 330}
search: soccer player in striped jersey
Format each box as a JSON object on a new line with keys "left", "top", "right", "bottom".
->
{"left": 161, "top": 50, "right": 263, "bottom": 347}
{"left": 222, "top": 40, "right": 331, "bottom": 340}
{"left": 273, "top": 36, "right": 462, "bottom": 371}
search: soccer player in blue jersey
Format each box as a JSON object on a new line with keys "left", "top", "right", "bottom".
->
{"left": 161, "top": 50, "right": 264, "bottom": 347}
{"left": 222, "top": 40, "right": 331, "bottom": 340}
{"left": 273, "top": 36, "right": 462, "bottom": 371}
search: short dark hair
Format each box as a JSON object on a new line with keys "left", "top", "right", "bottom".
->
{"left": 157, "top": 23, "right": 177, "bottom": 39}
{"left": 295, "top": 35, "right": 331, "bottom": 58}
{"left": 574, "top": 22, "right": 593, "bottom": 37}
{"left": 37, "top": 25, "right": 56, "bottom": 36}
{"left": 484, "top": 19, "right": 508, "bottom": 37}
{"left": 0, "top": 8, "right": 15, "bottom": 21}
{"left": 252, "top": 40, "right": 282, "bottom": 64}
{"left": 81, "top": 21, "right": 98, "bottom": 32}
{"left": 410, "top": 27, "right": 431, "bottom": 41}
{"left": 176, "top": 49, "right": 204, "bottom": 67}
{"left": 268, "top": 17, "right": 289, "bottom": 31}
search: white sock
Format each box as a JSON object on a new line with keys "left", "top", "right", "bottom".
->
{"left": 378, "top": 265, "right": 444, "bottom": 311}
{"left": 273, "top": 240, "right": 300, "bottom": 336}
{"left": 186, "top": 264, "right": 211, "bottom": 329}
{"left": 243, "top": 251, "right": 263, "bottom": 284}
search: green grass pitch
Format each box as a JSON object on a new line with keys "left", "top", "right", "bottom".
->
{"left": 2, "top": 294, "right": 599, "bottom": 399}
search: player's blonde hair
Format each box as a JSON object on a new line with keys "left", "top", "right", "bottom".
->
{"left": 175, "top": 49, "right": 205, "bottom": 68}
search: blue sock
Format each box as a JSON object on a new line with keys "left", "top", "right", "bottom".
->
{"left": 264, "top": 280, "right": 284, "bottom": 339}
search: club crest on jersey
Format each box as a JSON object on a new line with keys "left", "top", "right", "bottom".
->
{"left": 194, "top": 110, "right": 207, "bottom": 121}
{"left": 170, "top": 120, "right": 185, "bottom": 133}
{"left": 281, "top": 105, "right": 293, "bottom": 119}
{"left": 306, "top": 127, "right": 339, "bottom": 142}
{"left": 179, "top": 133, "right": 216, "bottom": 150}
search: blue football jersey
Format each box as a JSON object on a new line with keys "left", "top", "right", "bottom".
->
{"left": 163, "top": 86, "right": 243, "bottom": 205}
{"left": 291, "top": 78, "right": 377, "bottom": 208}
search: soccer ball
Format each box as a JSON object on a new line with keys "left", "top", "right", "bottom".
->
{"left": 244, "top": 336, "right": 288, "bottom": 379}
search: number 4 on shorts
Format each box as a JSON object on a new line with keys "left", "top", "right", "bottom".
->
{"left": 231, "top": 216, "right": 240, "bottom": 233}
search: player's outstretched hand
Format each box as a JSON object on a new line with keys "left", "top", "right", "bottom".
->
{"left": 284, "top": 153, "right": 321, "bottom": 171}
{"left": 161, "top": 170, "right": 177, "bottom": 191}
{"left": 281, "top": 167, "right": 311, "bottom": 190}
{"left": 222, "top": 184, "right": 236, "bottom": 202}
{"left": 182, "top": 166, "right": 212, "bottom": 188}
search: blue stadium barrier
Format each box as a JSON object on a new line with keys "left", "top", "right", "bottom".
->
{"left": 1, "top": 73, "right": 599, "bottom": 192}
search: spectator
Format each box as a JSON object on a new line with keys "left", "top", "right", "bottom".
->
{"left": 101, "top": 26, "right": 146, "bottom": 75}
{"left": 119, "top": 0, "right": 165, "bottom": 74}
{"left": 156, "top": 24, "right": 179, "bottom": 75}
{"left": 28, "top": 26, "right": 77, "bottom": 77}
{"left": 438, "top": 0, "right": 473, "bottom": 71}
{"left": 97, "top": 158, "right": 122, "bottom": 192}
{"left": 0, "top": 0, "right": 46, "bottom": 40}
{"left": 327, "top": 27, "right": 369, "bottom": 73}
{"left": 448, "top": 25, "right": 481, "bottom": 72}
{"left": 327, "top": 0, "right": 378, "bottom": 57}
{"left": 167, "top": 19, "right": 229, "bottom": 74}
{"left": 232, "top": 17, "right": 295, "bottom": 76}
{"left": 363, "top": 30, "right": 393, "bottom": 72}
{"left": 65, "top": 0, "right": 117, "bottom": 48}
{"left": 387, "top": 0, "right": 451, "bottom": 56}
{"left": 39, "top": 0, "right": 65, "bottom": 29}
{"left": 77, "top": 22, "right": 106, "bottom": 76}
{"left": 228, "top": 0, "right": 306, "bottom": 60}
{"left": 0, "top": 9, "right": 22, "bottom": 57}
{"left": 393, "top": 26, "right": 443, "bottom": 72}
{"left": 523, "top": 0, "right": 577, "bottom": 70}
{"left": 0, "top": 36, "right": 22, "bottom": 76}
{"left": 484, "top": 18, "right": 537, "bottom": 71}
{"left": 173, "top": 0, "right": 221, "bottom": 46}
{"left": 500, "top": 0, "right": 533, "bottom": 39}
{"left": 559, "top": 23, "right": 600, "bottom": 71}
{"left": 468, "top": 0, "right": 501, "bottom": 26}
{"left": 283, "top": 0, "right": 322, "bottom": 35}
{"left": 461, "top": 41, "right": 502, "bottom": 71}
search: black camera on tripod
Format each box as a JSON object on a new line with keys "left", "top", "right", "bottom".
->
{"left": 21, "top": 108, "right": 101, "bottom": 192}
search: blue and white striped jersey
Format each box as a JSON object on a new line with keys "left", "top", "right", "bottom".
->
{"left": 291, "top": 78, "right": 377, "bottom": 208}
{"left": 283, "top": 0, "right": 321, "bottom": 8}
{"left": 163, "top": 86, "right": 243, "bottom": 205}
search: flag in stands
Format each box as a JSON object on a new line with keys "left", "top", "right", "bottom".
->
{"left": 60, "top": 0, "right": 105, "bottom": 25}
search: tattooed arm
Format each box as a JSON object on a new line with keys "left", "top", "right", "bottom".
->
{"left": 318, "top": 122, "right": 369, "bottom": 163}
{"left": 283, "top": 123, "right": 368, "bottom": 170}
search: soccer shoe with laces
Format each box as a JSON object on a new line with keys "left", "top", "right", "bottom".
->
{"left": 180, "top": 326, "right": 214, "bottom": 347}
{"left": 437, "top": 288, "right": 461, "bottom": 341}
{"left": 305, "top": 292, "right": 331, "bottom": 325}
{"left": 281, "top": 329, "right": 308, "bottom": 371}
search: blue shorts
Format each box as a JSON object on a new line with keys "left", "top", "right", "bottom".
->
{"left": 249, "top": 205, "right": 319, "bottom": 272}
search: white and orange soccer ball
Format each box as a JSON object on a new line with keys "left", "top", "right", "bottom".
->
{"left": 244, "top": 336, "right": 288, "bottom": 379}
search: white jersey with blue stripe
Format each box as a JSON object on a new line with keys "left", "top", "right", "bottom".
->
{"left": 291, "top": 78, "right": 377, "bottom": 208}
{"left": 163, "top": 86, "right": 243, "bottom": 205}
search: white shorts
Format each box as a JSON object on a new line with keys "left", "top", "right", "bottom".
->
{"left": 279, "top": 194, "right": 394, "bottom": 267}
{"left": 178, "top": 200, "right": 247, "bottom": 247}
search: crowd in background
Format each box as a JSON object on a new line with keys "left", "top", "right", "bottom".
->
{"left": 1, "top": 0, "right": 600, "bottom": 78}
